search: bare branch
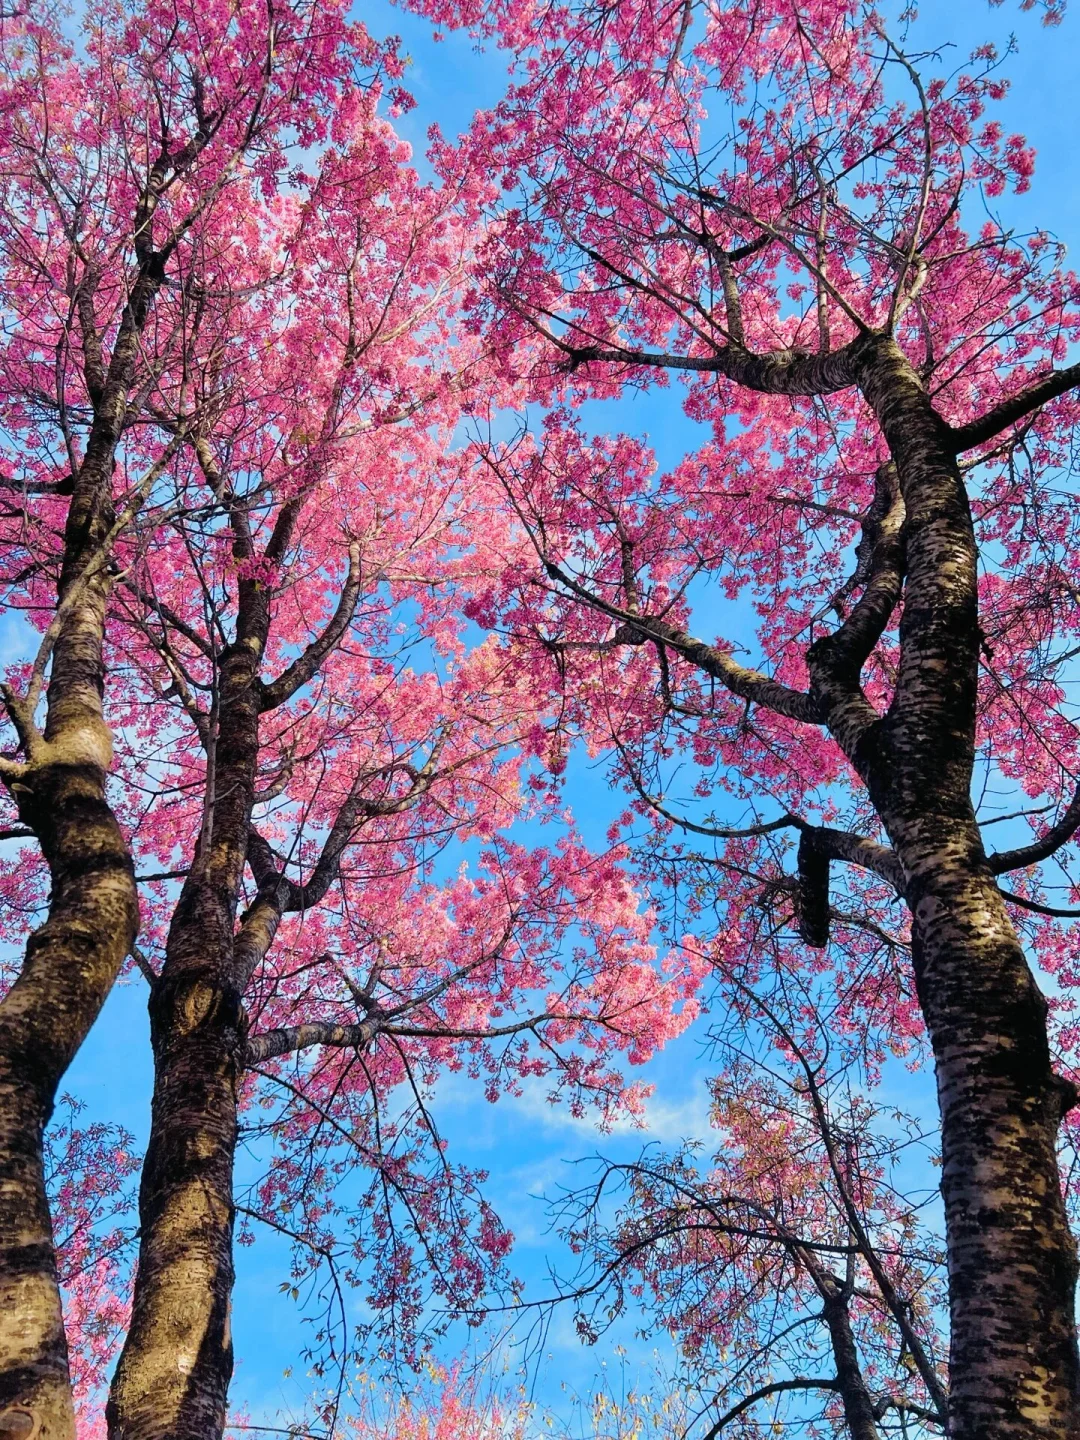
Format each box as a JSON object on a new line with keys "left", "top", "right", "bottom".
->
{"left": 702, "top": 1378, "right": 840, "bottom": 1440}
{"left": 244, "top": 1016, "right": 379, "bottom": 1066}
{"left": 949, "top": 361, "right": 1080, "bottom": 453}
{"left": 999, "top": 888, "right": 1080, "bottom": 919}
{"left": 989, "top": 781, "right": 1080, "bottom": 874}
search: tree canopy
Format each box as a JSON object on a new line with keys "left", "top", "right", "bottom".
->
{"left": 1, "top": 2, "right": 1080, "bottom": 1439}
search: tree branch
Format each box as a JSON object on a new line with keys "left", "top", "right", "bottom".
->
{"left": 989, "top": 780, "right": 1080, "bottom": 874}
{"left": 549, "top": 331, "right": 862, "bottom": 396}
{"left": 949, "top": 361, "right": 1080, "bottom": 452}
{"left": 244, "top": 1016, "right": 379, "bottom": 1066}
{"left": 796, "top": 829, "right": 832, "bottom": 947}
{"left": 998, "top": 888, "right": 1080, "bottom": 919}
{"left": 236, "top": 737, "right": 450, "bottom": 989}
{"left": 808, "top": 462, "right": 906, "bottom": 762}
{"left": 815, "top": 826, "right": 905, "bottom": 891}
{"left": 544, "top": 559, "right": 821, "bottom": 723}
{"left": 119, "top": 577, "right": 213, "bottom": 658}
{"left": 702, "top": 1378, "right": 840, "bottom": 1440}
{"left": 258, "top": 541, "right": 362, "bottom": 711}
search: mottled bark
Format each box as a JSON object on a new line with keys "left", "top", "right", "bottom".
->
{"left": 909, "top": 846, "right": 1076, "bottom": 1438}
{"left": 104, "top": 942, "right": 245, "bottom": 1440}
{"left": 107, "top": 627, "right": 262, "bottom": 1440}
{"left": 0, "top": 753, "right": 138, "bottom": 1440}
{"left": 853, "top": 337, "right": 1080, "bottom": 1440}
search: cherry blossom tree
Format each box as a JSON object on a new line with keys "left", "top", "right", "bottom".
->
{"left": 0, "top": 2, "right": 700, "bottom": 1437}
{"left": 390, "top": 0, "right": 1080, "bottom": 1436}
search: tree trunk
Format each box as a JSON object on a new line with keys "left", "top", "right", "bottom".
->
{"left": 854, "top": 337, "right": 1080, "bottom": 1440}
{"left": 0, "top": 415, "right": 141, "bottom": 1436}
{"left": 908, "top": 835, "right": 1078, "bottom": 1440}
{"left": 0, "top": 757, "right": 138, "bottom": 1437}
{"left": 108, "top": 633, "right": 262, "bottom": 1440}
{"left": 104, "top": 955, "right": 243, "bottom": 1440}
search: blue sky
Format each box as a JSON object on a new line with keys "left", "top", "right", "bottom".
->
{"left": 59, "top": 0, "right": 1080, "bottom": 1431}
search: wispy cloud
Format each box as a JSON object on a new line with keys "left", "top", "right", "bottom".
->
{"left": 500, "top": 1075, "right": 714, "bottom": 1145}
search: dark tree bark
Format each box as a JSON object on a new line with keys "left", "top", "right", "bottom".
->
{"left": 850, "top": 338, "right": 1080, "bottom": 1440}
{"left": 785, "top": 336, "right": 1080, "bottom": 1437}
{"left": 0, "top": 755, "right": 138, "bottom": 1440}
{"left": 737, "top": 335, "right": 1079, "bottom": 1438}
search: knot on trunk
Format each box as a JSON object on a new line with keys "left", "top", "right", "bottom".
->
{"left": 0, "top": 1411, "right": 36, "bottom": 1440}
{"left": 153, "top": 971, "right": 245, "bottom": 1046}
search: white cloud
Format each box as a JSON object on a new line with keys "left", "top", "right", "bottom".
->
{"left": 497, "top": 1072, "right": 714, "bottom": 1145}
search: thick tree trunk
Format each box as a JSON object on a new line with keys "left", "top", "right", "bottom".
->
{"left": 0, "top": 1082, "right": 69, "bottom": 1440}
{"left": 105, "top": 951, "right": 243, "bottom": 1440}
{"left": 108, "top": 635, "right": 263, "bottom": 1440}
{"left": 0, "top": 759, "right": 138, "bottom": 1440}
{"left": 853, "top": 338, "right": 1080, "bottom": 1440}
{"left": 908, "top": 834, "right": 1078, "bottom": 1439}
{"left": 0, "top": 405, "right": 141, "bottom": 1435}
